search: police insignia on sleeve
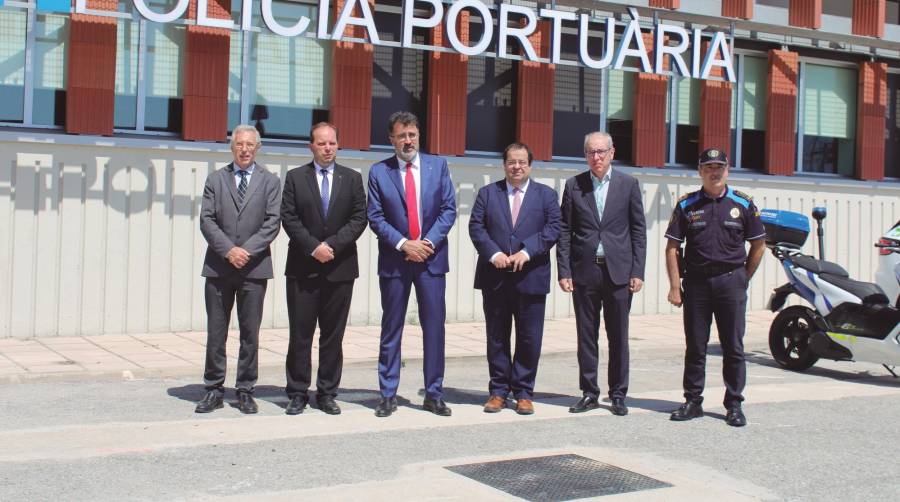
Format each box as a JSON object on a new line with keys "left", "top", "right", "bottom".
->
{"left": 730, "top": 207, "right": 740, "bottom": 218}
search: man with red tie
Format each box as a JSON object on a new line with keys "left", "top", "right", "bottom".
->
{"left": 367, "top": 111, "right": 457, "bottom": 417}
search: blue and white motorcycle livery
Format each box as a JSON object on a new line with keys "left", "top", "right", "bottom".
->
{"left": 761, "top": 208, "right": 900, "bottom": 375}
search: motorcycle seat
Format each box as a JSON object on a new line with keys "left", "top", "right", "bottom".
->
{"left": 818, "top": 273, "right": 890, "bottom": 305}
{"left": 790, "top": 255, "right": 849, "bottom": 277}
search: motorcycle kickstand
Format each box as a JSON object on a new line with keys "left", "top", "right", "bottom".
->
{"left": 884, "top": 365, "right": 899, "bottom": 378}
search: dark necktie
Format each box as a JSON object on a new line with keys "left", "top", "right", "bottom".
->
{"left": 320, "top": 168, "right": 330, "bottom": 215}
{"left": 405, "top": 163, "right": 420, "bottom": 240}
{"left": 237, "top": 170, "right": 248, "bottom": 203}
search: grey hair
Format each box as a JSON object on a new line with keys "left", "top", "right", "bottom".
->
{"left": 583, "top": 131, "right": 614, "bottom": 152}
{"left": 231, "top": 124, "right": 261, "bottom": 146}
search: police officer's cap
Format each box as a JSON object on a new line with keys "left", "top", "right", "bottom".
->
{"left": 698, "top": 148, "right": 728, "bottom": 166}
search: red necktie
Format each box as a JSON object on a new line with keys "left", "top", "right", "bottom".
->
{"left": 405, "top": 163, "right": 420, "bottom": 240}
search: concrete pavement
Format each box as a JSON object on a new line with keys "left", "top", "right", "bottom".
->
{"left": 0, "top": 310, "right": 776, "bottom": 382}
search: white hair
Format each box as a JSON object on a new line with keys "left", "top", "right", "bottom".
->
{"left": 231, "top": 124, "right": 261, "bottom": 146}
{"left": 583, "top": 131, "right": 614, "bottom": 152}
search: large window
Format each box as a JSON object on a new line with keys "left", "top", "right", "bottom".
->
{"left": 32, "top": 12, "right": 68, "bottom": 127}
{"left": 0, "top": 8, "right": 26, "bottom": 123}
{"left": 887, "top": 73, "right": 900, "bottom": 179}
{"left": 114, "top": 1, "right": 139, "bottom": 129}
{"left": 466, "top": 11, "right": 515, "bottom": 154}
{"left": 371, "top": 3, "right": 426, "bottom": 147}
{"left": 606, "top": 69, "right": 633, "bottom": 164}
{"left": 246, "top": 0, "right": 329, "bottom": 139}
{"left": 801, "top": 63, "right": 857, "bottom": 175}
{"left": 552, "top": 25, "right": 601, "bottom": 158}
{"left": 144, "top": 22, "right": 184, "bottom": 132}
{"left": 737, "top": 55, "right": 767, "bottom": 170}
{"left": 673, "top": 75, "right": 700, "bottom": 165}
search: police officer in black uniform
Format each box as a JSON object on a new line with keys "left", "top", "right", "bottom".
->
{"left": 664, "top": 148, "right": 766, "bottom": 427}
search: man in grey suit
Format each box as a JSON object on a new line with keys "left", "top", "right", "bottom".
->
{"left": 196, "top": 124, "right": 282, "bottom": 414}
{"left": 557, "top": 131, "right": 646, "bottom": 417}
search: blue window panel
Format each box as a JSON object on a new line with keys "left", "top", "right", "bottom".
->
{"left": 36, "top": 0, "right": 70, "bottom": 13}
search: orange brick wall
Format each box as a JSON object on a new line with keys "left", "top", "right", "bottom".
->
{"left": 765, "top": 50, "right": 799, "bottom": 176}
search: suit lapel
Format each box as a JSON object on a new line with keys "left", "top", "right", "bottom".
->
{"left": 496, "top": 180, "right": 514, "bottom": 231}
{"left": 223, "top": 164, "right": 241, "bottom": 209}
{"left": 237, "top": 164, "right": 265, "bottom": 214}
{"left": 304, "top": 163, "right": 325, "bottom": 220}
{"left": 599, "top": 170, "right": 618, "bottom": 223}
{"left": 511, "top": 180, "right": 534, "bottom": 232}
{"left": 579, "top": 172, "right": 602, "bottom": 228}
{"left": 328, "top": 165, "right": 344, "bottom": 222}
{"left": 419, "top": 155, "right": 432, "bottom": 225}
{"left": 386, "top": 157, "right": 407, "bottom": 209}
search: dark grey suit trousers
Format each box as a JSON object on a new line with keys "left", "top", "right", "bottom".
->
{"left": 203, "top": 275, "right": 267, "bottom": 395}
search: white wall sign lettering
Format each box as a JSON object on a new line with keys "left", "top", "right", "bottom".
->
{"left": 75, "top": 0, "right": 735, "bottom": 82}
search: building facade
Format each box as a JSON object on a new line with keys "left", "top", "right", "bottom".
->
{"left": 1, "top": 0, "right": 899, "bottom": 337}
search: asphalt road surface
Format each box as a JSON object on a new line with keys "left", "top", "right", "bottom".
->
{"left": 3, "top": 347, "right": 899, "bottom": 501}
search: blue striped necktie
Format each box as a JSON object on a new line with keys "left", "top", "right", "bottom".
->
{"left": 237, "top": 170, "right": 248, "bottom": 203}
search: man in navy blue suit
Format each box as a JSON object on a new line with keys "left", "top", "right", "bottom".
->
{"left": 469, "top": 143, "right": 561, "bottom": 415}
{"left": 367, "top": 111, "right": 457, "bottom": 417}
{"left": 557, "top": 132, "right": 646, "bottom": 417}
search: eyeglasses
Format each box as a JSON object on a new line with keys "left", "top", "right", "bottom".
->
{"left": 233, "top": 142, "right": 258, "bottom": 150}
{"left": 391, "top": 132, "right": 419, "bottom": 141}
{"left": 504, "top": 160, "right": 529, "bottom": 167}
{"left": 586, "top": 148, "right": 612, "bottom": 158}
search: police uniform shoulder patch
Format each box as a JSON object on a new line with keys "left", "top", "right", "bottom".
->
{"left": 732, "top": 190, "right": 752, "bottom": 201}
{"left": 677, "top": 193, "right": 692, "bottom": 202}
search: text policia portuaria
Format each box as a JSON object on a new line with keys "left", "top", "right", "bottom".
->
{"left": 99, "top": 0, "right": 735, "bottom": 82}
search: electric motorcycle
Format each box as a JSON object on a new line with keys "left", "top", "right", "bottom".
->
{"left": 761, "top": 207, "right": 900, "bottom": 376}
{"left": 874, "top": 220, "right": 900, "bottom": 308}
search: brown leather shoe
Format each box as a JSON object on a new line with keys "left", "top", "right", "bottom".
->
{"left": 515, "top": 398, "right": 534, "bottom": 415}
{"left": 483, "top": 395, "right": 507, "bottom": 413}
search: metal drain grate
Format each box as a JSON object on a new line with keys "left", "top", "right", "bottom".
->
{"left": 445, "top": 454, "right": 671, "bottom": 501}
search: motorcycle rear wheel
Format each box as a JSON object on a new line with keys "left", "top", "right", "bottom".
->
{"left": 769, "top": 305, "right": 820, "bottom": 371}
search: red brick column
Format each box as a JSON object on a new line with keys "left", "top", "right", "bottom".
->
{"left": 516, "top": 20, "right": 554, "bottom": 161}
{"left": 789, "top": 0, "right": 821, "bottom": 29}
{"left": 632, "top": 33, "right": 667, "bottom": 167}
{"left": 852, "top": 0, "right": 886, "bottom": 38}
{"left": 329, "top": 0, "right": 375, "bottom": 150}
{"left": 764, "top": 49, "right": 799, "bottom": 176}
{"left": 855, "top": 62, "right": 887, "bottom": 181}
{"left": 698, "top": 41, "right": 733, "bottom": 161}
{"left": 649, "top": 0, "right": 680, "bottom": 9}
{"left": 426, "top": 12, "right": 468, "bottom": 156}
{"left": 183, "top": 0, "right": 231, "bottom": 142}
{"left": 66, "top": 0, "right": 118, "bottom": 136}
{"left": 722, "top": 0, "right": 753, "bottom": 19}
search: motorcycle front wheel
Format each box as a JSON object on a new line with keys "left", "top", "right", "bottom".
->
{"left": 769, "top": 305, "right": 820, "bottom": 371}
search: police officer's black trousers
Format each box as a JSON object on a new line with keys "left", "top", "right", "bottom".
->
{"left": 682, "top": 268, "right": 748, "bottom": 408}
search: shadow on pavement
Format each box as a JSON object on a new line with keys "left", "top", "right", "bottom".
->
{"left": 745, "top": 350, "right": 900, "bottom": 387}
{"left": 624, "top": 396, "right": 684, "bottom": 414}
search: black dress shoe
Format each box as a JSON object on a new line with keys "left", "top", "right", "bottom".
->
{"left": 610, "top": 398, "right": 629, "bottom": 416}
{"left": 725, "top": 406, "right": 747, "bottom": 427}
{"left": 195, "top": 391, "right": 223, "bottom": 413}
{"left": 670, "top": 400, "right": 704, "bottom": 421}
{"left": 374, "top": 396, "right": 398, "bottom": 417}
{"left": 237, "top": 392, "right": 258, "bottom": 414}
{"left": 285, "top": 395, "right": 308, "bottom": 415}
{"left": 569, "top": 396, "right": 600, "bottom": 413}
{"left": 423, "top": 397, "right": 452, "bottom": 417}
{"left": 317, "top": 395, "right": 341, "bottom": 415}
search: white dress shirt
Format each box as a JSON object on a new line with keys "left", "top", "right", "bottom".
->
{"left": 489, "top": 179, "right": 531, "bottom": 264}
{"left": 233, "top": 162, "right": 256, "bottom": 187}
{"left": 395, "top": 154, "right": 426, "bottom": 250}
{"left": 313, "top": 161, "right": 335, "bottom": 201}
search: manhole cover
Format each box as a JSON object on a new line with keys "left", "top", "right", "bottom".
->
{"left": 445, "top": 454, "right": 670, "bottom": 501}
